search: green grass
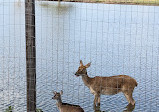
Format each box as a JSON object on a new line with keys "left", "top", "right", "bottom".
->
{"left": 5, "top": 106, "right": 13, "bottom": 112}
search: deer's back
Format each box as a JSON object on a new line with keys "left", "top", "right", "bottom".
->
{"left": 90, "top": 75, "right": 137, "bottom": 95}
{"left": 58, "top": 103, "right": 84, "bottom": 112}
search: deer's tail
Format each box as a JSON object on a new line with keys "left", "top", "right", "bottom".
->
{"left": 135, "top": 80, "right": 138, "bottom": 87}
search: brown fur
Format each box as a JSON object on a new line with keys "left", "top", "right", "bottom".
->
{"left": 75, "top": 60, "right": 137, "bottom": 106}
{"left": 52, "top": 91, "right": 84, "bottom": 112}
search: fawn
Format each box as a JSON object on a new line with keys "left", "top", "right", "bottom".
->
{"left": 52, "top": 90, "right": 84, "bottom": 112}
{"left": 75, "top": 60, "right": 137, "bottom": 106}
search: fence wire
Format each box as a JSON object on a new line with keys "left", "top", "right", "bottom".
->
{"left": 0, "top": 0, "right": 159, "bottom": 112}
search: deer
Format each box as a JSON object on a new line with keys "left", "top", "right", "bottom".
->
{"left": 75, "top": 60, "right": 138, "bottom": 107}
{"left": 52, "top": 90, "right": 84, "bottom": 112}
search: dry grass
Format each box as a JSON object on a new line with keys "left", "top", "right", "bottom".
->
{"left": 81, "top": 0, "right": 159, "bottom": 5}
{"left": 100, "top": 0, "right": 159, "bottom": 5}
{"left": 40, "top": 0, "right": 159, "bottom": 5}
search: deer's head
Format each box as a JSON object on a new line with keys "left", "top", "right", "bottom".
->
{"left": 75, "top": 60, "right": 91, "bottom": 77}
{"left": 52, "top": 90, "right": 63, "bottom": 100}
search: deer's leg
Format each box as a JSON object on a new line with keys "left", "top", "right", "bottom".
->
{"left": 94, "top": 94, "right": 99, "bottom": 107}
{"left": 93, "top": 97, "right": 96, "bottom": 106}
{"left": 97, "top": 95, "right": 100, "bottom": 106}
{"left": 124, "top": 103, "right": 135, "bottom": 112}
{"left": 123, "top": 91, "right": 135, "bottom": 105}
{"left": 122, "top": 85, "right": 136, "bottom": 105}
{"left": 124, "top": 92, "right": 131, "bottom": 104}
{"left": 128, "top": 93, "right": 135, "bottom": 105}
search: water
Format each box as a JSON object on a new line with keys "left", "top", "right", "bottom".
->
{"left": 0, "top": 0, "right": 159, "bottom": 112}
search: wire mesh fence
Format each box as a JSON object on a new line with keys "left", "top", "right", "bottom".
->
{"left": 0, "top": 0, "right": 159, "bottom": 112}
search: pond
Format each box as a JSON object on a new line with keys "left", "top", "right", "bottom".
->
{"left": 0, "top": 0, "right": 159, "bottom": 112}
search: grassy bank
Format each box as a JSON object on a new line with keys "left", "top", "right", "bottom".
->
{"left": 46, "top": 0, "right": 159, "bottom": 6}
{"left": 97, "top": 0, "right": 159, "bottom": 5}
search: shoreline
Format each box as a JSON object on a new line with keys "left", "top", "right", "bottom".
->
{"left": 44, "top": 0, "right": 159, "bottom": 6}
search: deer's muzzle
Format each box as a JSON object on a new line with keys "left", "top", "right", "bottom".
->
{"left": 75, "top": 73, "right": 80, "bottom": 76}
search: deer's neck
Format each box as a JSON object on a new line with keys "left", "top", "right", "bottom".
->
{"left": 82, "top": 73, "right": 92, "bottom": 88}
{"left": 56, "top": 98, "right": 62, "bottom": 106}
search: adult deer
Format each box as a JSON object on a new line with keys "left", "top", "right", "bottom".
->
{"left": 75, "top": 60, "right": 137, "bottom": 107}
{"left": 52, "top": 90, "right": 84, "bottom": 112}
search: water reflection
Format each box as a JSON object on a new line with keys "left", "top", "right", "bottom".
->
{"left": 14, "top": 0, "right": 22, "bottom": 6}
{"left": 123, "top": 103, "right": 135, "bottom": 112}
{"left": 1, "top": 1, "right": 159, "bottom": 112}
{"left": 93, "top": 103, "right": 135, "bottom": 112}
{"left": 94, "top": 105, "right": 105, "bottom": 112}
{"left": 39, "top": 2, "right": 73, "bottom": 15}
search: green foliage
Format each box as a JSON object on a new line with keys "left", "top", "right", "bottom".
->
{"left": 36, "top": 108, "right": 43, "bottom": 112}
{"left": 5, "top": 106, "right": 13, "bottom": 112}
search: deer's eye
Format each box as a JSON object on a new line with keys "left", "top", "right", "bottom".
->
{"left": 79, "top": 69, "right": 83, "bottom": 72}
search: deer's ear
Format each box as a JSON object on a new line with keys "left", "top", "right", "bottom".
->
{"left": 53, "top": 91, "right": 57, "bottom": 94}
{"left": 60, "top": 90, "right": 63, "bottom": 95}
{"left": 80, "top": 60, "right": 83, "bottom": 66}
{"left": 85, "top": 62, "right": 91, "bottom": 68}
